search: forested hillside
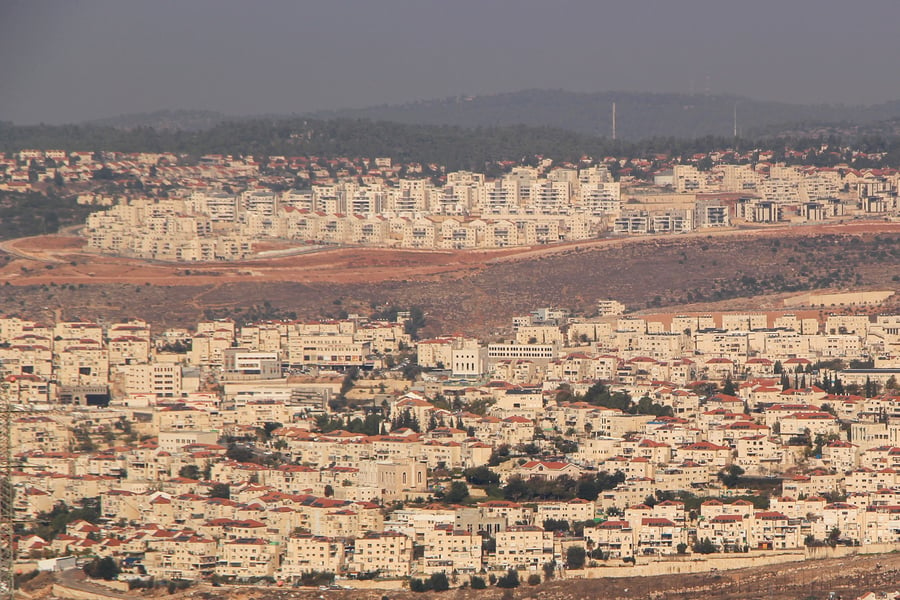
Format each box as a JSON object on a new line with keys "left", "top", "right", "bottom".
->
{"left": 0, "top": 119, "right": 730, "bottom": 170}
{"left": 7, "top": 117, "right": 900, "bottom": 172}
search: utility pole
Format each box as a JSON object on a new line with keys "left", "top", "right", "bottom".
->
{"left": 1, "top": 382, "right": 14, "bottom": 600}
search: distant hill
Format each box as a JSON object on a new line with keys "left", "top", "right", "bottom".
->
{"left": 85, "top": 109, "right": 232, "bottom": 131}
{"left": 308, "top": 90, "right": 900, "bottom": 140}
{"left": 74, "top": 90, "right": 900, "bottom": 140}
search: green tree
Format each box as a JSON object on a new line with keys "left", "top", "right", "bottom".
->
{"left": 178, "top": 465, "right": 201, "bottom": 480}
{"left": 717, "top": 465, "right": 745, "bottom": 488}
{"left": 410, "top": 572, "right": 450, "bottom": 592}
{"left": 440, "top": 481, "right": 469, "bottom": 504}
{"left": 208, "top": 483, "right": 230, "bottom": 499}
{"left": 463, "top": 465, "right": 500, "bottom": 486}
{"left": 487, "top": 444, "right": 510, "bottom": 466}
{"left": 92, "top": 166, "right": 114, "bottom": 180}
{"left": 28, "top": 502, "right": 100, "bottom": 541}
{"left": 225, "top": 443, "right": 255, "bottom": 463}
{"left": 693, "top": 537, "right": 718, "bottom": 554}
{"left": 543, "top": 518, "right": 570, "bottom": 532}
{"left": 542, "top": 560, "right": 556, "bottom": 581}
{"left": 404, "top": 306, "right": 427, "bottom": 339}
{"left": 566, "top": 545, "right": 587, "bottom": 569}
{"left": 83, "top": 557, "right": 119, "bottom": 580}
{"left": 496, "top": 569, "right": 519, "bottom": 589}
{"left": 429, "top": 572, "right": 450, "bottom": 592}
{"left": 722, "top": 376, "right": 736, "bottom": 396}
{"left": 298, "top": 571, "right": 335, "bottom": 587}
{"left": 391, "top": 409, "right": 421, "bottom": 432}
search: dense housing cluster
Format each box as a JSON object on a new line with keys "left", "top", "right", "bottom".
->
{"left": 3, "top": 148, "right": 900, "bottom": 261}
{"left": 6, "top": 301, "right": 900, "bottom": 586}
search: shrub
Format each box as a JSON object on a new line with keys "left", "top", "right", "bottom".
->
{"left": 542, "top": 560, "right": 556, "bottom": 581}
{"left": 430, "top": 572, "right": 450, "bottom": 592}
{"left": 566, "top": 545, "right": 587, "bottom": 569}
{"left": 527, "top": 574, "right": 541, "bottom": 586}
{"left": 470, "top": 576, "right": 487, "bottom": 589}
{"left": 298, "top": 571, "right": 334, "bottom": 587}
{"left": 693, "top": 537, "right": 719, "bottom": 554}
{"left": 463, "top": 465, "right": 500, "bottom": 486}
{"left": 82, "top": 557, "right": 119, "bottom": 580}
{"left": 410, "top": 572, "right": 450, "bottom": 592}
{"left": 496, "top": 569, "right": 519, "bottom": 589}
{"left": 409, "top": 578, "right": 427, "bottom": 593}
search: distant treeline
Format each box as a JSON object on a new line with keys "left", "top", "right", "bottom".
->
{"left": 5, "top": 117, "right": 900, "bottom": 171}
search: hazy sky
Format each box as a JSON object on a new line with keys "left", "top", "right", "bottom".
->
{"left": 3, "top": 0, "right": 900, "bottom": 124}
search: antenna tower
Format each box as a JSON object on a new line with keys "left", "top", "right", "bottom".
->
{"left": 733, "top": 103, "right": 738, "bottom": 138}
{"left": 612, "top": 102, "right": 616, "bottom": 141}
{"left": 1, "top": 382, "right": 13, "bottom": 600}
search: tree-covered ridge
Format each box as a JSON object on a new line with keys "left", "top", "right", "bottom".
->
{"left": 0, "top": 118, "right": 628, "bottom": 170}
{"left": 8, "top": 117, "right": 900, "bottom": 172}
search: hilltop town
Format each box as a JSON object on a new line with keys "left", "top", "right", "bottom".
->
{"left": 9, "top": 4, "right": 900, "bottom": 599}
{"left": 2, "top": 140, "right": 900, "bottom": 598}
{"left": 5, "top": 299, "right": 900, "bottom": 591}
{"left": 3, "top": 144, "right": 900, "bottom": 262}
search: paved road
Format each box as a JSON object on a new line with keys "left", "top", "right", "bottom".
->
{"left": 56, "top": 568, "right": 131, "bottom": 600}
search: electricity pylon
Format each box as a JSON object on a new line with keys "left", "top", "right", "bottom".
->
{"left": 1, "top": 381, "right": 14, "bottom": 600}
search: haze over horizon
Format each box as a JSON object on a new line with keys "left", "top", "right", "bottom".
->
{"left": 3, "top": 0, "right": 900, "bottom": 126}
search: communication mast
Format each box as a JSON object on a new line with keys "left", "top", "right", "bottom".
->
{"left": 612, "top": 102, "right": 617, "bottom": 141}
{"left": 1, "top": 381, "right": 14, "bottom": 600}
{"left": 733, "top": 102, "right": 738, "bottom": 138}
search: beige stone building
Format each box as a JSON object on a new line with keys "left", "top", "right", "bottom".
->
{"left": 216, "top": 537, "right": 280, "bottom": 579}
{"left": 420, "top": 525, "right": 482, "bottom": 574}
{"left": 143, "top": 533, "right": 218, "bottom": 580}
{"left": 494, "top": 525, "right": 554, "bottom": 570}
{"left": 280, "top": 534, "right": 344, "bottom": 580}
{"left": 350, "top": 531, "right": 413, "bottom": 577}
